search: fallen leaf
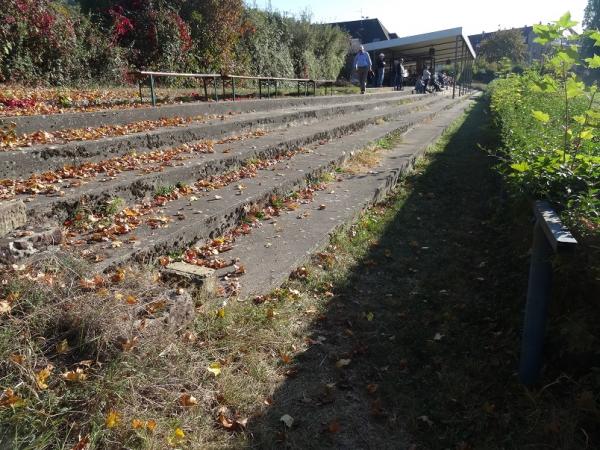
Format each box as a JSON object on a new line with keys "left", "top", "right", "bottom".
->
{"left": 0, "top": 388, "right": 24, "bottom": 408}
{"left": 433, "top": 333, "right": 444, "bottom": 341}
{"left": 0, "top": 301, "right": 11, "bottom": 314}
{"left": 179, "top": 393, "right": 198, "bottom": 407}
{"left": 327, "top": 419, "right": 341, "bottom": 433}
{"left": 62, "top": 368, "right": 87, "bottom": 382}
{"left": 335, "top": 358, "right": 351, "bottom": 369}
{"left": 418, "top": 415, "right": 434, "bottom": 426}
{"left": 9, "top": 354, "right": 24, "bottom": 365}
{"left": 280, "top": 414, "right": 294, "bottom": 428}
{"left": 56, "top": 339, "right": 70, "bottom": 354}
{"left": 69, "top": 434, "right": 90, "bottom": 450}
{"left": 207, "top": 362, "right": 222, "bottom": 377}
{"left": 366, "top": 312, "right": 374, "bottom": 322}
{"left": 366, "top": 383, "right": 379, "bottom": 395}
{"left": 105, "top": 410, "right": 121, "bottom": 428}
{"left": 36, "top": 365, "right": 54, "bottom": 390}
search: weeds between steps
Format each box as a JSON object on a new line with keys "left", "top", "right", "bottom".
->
{"left": 1, "top": 106, "right": 463, "bottom": 450}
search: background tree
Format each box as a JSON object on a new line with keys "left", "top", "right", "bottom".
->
{"left": 479, "top": 28, "right": 528, "bottom": 64}
{"left": 582, "top": 0, "right": 600, "bottom": 81}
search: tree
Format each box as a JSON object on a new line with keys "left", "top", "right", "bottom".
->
{"left": 582, "top": 0, "right": 600, "bottom": 81}
{"left": 479, "top": 28, "right": 527, "bottom": 64}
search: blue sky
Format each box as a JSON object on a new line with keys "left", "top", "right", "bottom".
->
{"left": 251, "top": 0, "right": 589, "bottom": 36}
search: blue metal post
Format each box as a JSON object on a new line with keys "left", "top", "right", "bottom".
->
{"left": 519, "top": 221, "right": 554, "bottom": 385}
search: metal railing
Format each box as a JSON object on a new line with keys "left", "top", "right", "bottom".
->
{"left": 518, "top": 200, "right": 577, "bottom": 385}
{"left": 132, "top": 71, "right": 337, "bottom": 106}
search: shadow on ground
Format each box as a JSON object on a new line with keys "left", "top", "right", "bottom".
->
{"left": 243, "top": 98, "right": 535, "bottom": 449}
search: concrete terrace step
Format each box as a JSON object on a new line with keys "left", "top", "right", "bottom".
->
{"left": 215, "top": 96, "right": 478, "bottom": 298}
{"left": 2, "top": 90, "right": 416, "bottom": 135}
{"left": 74, "top": 96, "right": 464, "bottom": 272}
{"left": 0, "top": 92, "right": 445, "bottom": 179}
{"left": 23, "top": 95, "right": 446, "bottom": 222}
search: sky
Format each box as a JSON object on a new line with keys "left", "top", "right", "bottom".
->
{"left": 253, "top": 0, "right": 590, "bottom": 37}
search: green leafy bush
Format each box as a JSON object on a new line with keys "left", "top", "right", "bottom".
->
{"left": 489, "top": 13, "right": 600, "bottom": 233}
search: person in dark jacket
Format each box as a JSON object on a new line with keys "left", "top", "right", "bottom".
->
{"left": 393, "top": 58, "right": 405, "bottom": 91}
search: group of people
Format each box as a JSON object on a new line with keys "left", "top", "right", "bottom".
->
{"left": 353, "top": 46, "right": 452, "bottom": 95}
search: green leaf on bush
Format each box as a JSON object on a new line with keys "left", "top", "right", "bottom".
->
{"left": 510, "top": 162, "right": 530, "bottom": 172}
{"left": 585, "top": 54, "right": 600, "bottom": 69}
{"left": 556, "top": 12, "right": 578, "bottom": 29}
{"left": 530, "top": 76, "right": 558, "bottom": 93}
{"left": 566, "top": 78, "right": 585, "bottom": 99}
{"left": 531, "top": 110, "right": 550, "bottom": 123}
{"left": 579, "top": 129, "right": 594, "bottom": 140}
{"left": 586, "top": 30, "right": 600, "bottom": 46}
{"left": 573, "top": 115, "right": 586, "bottom": 125}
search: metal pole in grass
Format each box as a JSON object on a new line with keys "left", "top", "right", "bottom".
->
{"left": 232, "top": 78, "right": 236, "bottom": 101}
{"left": 519, "top": 200, "right": 577, "bottom": 385}
{"left": 150, "top": 74, "right": 156, "bottom": 107}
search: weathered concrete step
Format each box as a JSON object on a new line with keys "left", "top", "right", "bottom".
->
{"left": 81, "top": 96, "right": 463, "bottom": 272}
{"left": 0, "top": 92, "right": 443, "bottom": 179}
{"left": 2, "top": 90, "right": 415, "bottom": 135}
{"left": 24, "top": 95, "right": 445, "bottom": 223}
{"left": 214, "top": 96, "right": 478, "bottom": 298}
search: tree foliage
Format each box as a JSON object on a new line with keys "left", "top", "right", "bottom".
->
{"left": 0, "top": 0, "right": 350, "bottom": 85}
{"left": 583, "top": 0, "right": 600, "bottom": 81}
{"left": 479, "top": 28, "right": 528, "bottom": 64}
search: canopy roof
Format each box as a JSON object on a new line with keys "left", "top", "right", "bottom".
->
{"left": 363, "top": 27, "right": 476, "bottom": 62}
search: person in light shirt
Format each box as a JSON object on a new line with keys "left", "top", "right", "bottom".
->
{"left": 353, "top": 45, "right": 372, "bottom": 94}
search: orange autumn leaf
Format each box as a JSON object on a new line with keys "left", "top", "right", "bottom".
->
{"left": 0, "top": 388, "right": 24, "bottom": 408}
{"left": 35, "top": 364, "right": 53, "bottom": 390}
{"left": 179, "top": 393, "right": 198, "bottom": 407}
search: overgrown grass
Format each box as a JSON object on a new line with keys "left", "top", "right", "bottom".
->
{"left": 3, "top": 98, "right": 596, "bottom": 449}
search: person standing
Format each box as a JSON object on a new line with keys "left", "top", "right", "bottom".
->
{"left": 353, "top": 45, "right": 372, "bottom": 94}
{"left": 422, "top": 66, "right": 432, "bottom": 93}
{"left": 393, "top": 57, "right": 405, "bottom": 91}
{"left": 376, "top": 53, "right": 386, "bottom": 87}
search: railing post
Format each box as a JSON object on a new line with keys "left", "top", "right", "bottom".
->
{"left": 150, "top": 74, "right": 156, "bottom": 107}
{"left": 213, "top": 76, "right": 218, "bottom": 102}
{"left": 259, "top": 79, "right": 262, "bottom": 99}
{"left": 274, "top": 80, "right": 278, "bottom": 97}
{"left": 203, "top": 78, "right": 208, "bottom": 101}
{"left": 232, "top": 78, "right": 236, "bottom": 101}
{"left": 267, "top": 79, "right": 271, "bottom": 98}
{"left": 518, "top": 201, "right": 577, "bottom": 385}
{"left": 138, "top": 81, "right": 144, "bottom": 104}
{"left": 297, "top": 81, "right": 300, "bottom": 96}
{"left": 452, "top": 36, "right": 459, "bottom": 99}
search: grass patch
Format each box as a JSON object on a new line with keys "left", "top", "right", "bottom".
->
{"left": 2, "top": 98, "right": 597, "bottom": 449}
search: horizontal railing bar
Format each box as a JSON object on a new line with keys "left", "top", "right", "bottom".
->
{"left": 132, "top": 71, "right": 335, "bottom": 84}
